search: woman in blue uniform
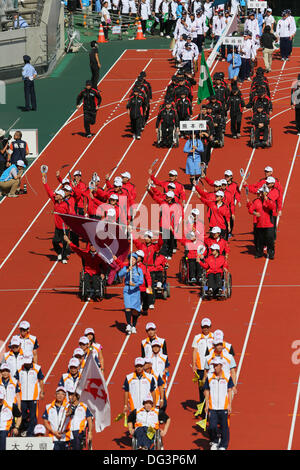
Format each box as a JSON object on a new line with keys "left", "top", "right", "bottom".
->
{"left": 118, "top": 253, "right": 144, "bottom": 335}
{"left": 184, "top": 132, "right": 204, "bottom": 187}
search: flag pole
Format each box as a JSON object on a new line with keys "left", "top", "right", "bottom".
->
{"left": 129, "top": 232, "right": 133, "bottom": 284}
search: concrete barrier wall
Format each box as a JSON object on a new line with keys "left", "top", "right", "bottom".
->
{"left": 0, "top": 0, "right": 65, "bottom": 80}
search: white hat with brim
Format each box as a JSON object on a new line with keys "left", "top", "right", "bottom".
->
{"left": 0, "top": 363, "right": 11, "bottom": 372}
{"left": 74, "top": 170, "right": 82, "bottom": 176}
{"left": 264, "top": 166, "right": 273, "bottom": 172}
{"left": 266, "top": 176, "right": 275, "bottom": 184}
{"left": 109, "top": 194, "right": 119, "bottom": 200}
{"left": 169, "top": 170, "right": 178, "bottom": 176}
{"left": 211, "top": 243, "right": 220, "bottom": 251}
{"left": 146, "top": 322, "right": 156, "bottom": 330}
{"left": 68, "top": 358, "right": 80, "bottom": 368}
{"left": 166, "top": 191, "right": 175, "bottom": 198}
{"left": 84, "top": 327, "right": 95, "bottom": 335}
{"left": 10, "top": 336, "right": 21, "bottom": 346}
{"left": 135, "top": 357, "right": 145, "bottom": 366}
{"left": 144, "top": 231, "right": 153, "bottom": 238}
{"left": 135, "top": 250, "right": 145, "bottom": 258}
{"left": 215, "top": 191, "right": 224, "bottom": 197}
{"left": 79, "top": 336, "right": 89, "bottom": 345}
{"left": 121, "top": 172, "right": 131, "bottom": 179}
{"left": 201, "top": 317, "right": 211, "bottom": 327}
{"left": 211, "top": 226, "right": 221, "bottom": 234}
{"left": 19, "top": 320, "right": 30, "bottom": 330}
{"left": 151, "top": 340, "right": 161, "bottom": 348}
{"left": 55, "top": 190, "right": 65, "bottom": 198}
{"left": 16, "top": 160, "right": 25, "bottom": 167}
{"left": 34, "top": 424, "right": 46, "bottom": 435}
{"left": 224, "top": 170, "right": 233, "bottom": 176}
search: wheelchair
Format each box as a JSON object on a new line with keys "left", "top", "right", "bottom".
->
{"left": 200, "top": 270, "right": 232, "bottom": 300}
{"left": 157, "top": 125, "right": 179, "bottom": 148}
{"left": 152, "top": 268, "right": 170, "bottom": 300}
{"left": 132, "top": 429, "right": 163, "bottom": 450}
{"left": 212, "top": 124, "right": 225, "bottom": 148}
{"left": 79, "top": 270, "right": 107, "bottom": 301}
{"left": 178, "top": 256, "right": 204, "bottom": 285}
{"left": 250, "top": 126, "right": 272, "bottom": 148}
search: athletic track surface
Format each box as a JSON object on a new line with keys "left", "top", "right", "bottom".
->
{"left": 0, "top": 48, "right": 300, "bottom": 450}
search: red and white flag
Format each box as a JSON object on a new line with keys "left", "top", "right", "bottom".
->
{"left": 76, "top": 353, "right": 111, "bottom": 432}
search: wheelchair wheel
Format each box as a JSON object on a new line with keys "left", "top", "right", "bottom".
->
{"left": 179, "top": 257, "right": 188, "bottom": 284}
{"left": 157, "top": 126, "right": 162, "bottom": 147}
{"left": 132, "top": 436, "right": 138, "bottom": 450}
{"left": 224, "top": 271, "right": 232, "bottom": 299}
{"left": 173, "top": 128, "right": 179, "bottom": 148}
{"left": 267, "top": 128, "right": 272, "bottom": 147}
{"left": 200, "top": 274, "right": 208, "bottom": 299}
{"left": 219, "top": 132, "right": 224, "bottom": 148}
{"left": 250, "top": 127, "right": 255, "bottom": 147}
{"left": 79, "top": 270, "right": 85, "bottom": 300}
{"left": 162, "top": 289, "right": 168, "bottom": 300}
{"left": 166, "top": 282, "right": 170, "bottom": 298}
{"left": 154, "top": 430, "right": 162, "bottom": 450}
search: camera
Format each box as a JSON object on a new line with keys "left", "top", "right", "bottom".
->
{"left": 2, "top": 134, "right": 12, "bottom": 147}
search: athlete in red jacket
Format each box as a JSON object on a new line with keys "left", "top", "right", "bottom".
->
{"left": 197, "top": 243, "right": 229, "bottom": 297}
{"left": 198, "top": 191, "right": 231, "bottom": 239}
{"left": 149, "top": 168, "right": 186, "bottom": 205}
{"left": 247, "top": 187, "right": 276, "bottom": 259}
{"left": 43, "top": 177, "right": 71, "bottom": 264}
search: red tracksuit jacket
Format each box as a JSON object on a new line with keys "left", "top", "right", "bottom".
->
{"left": 198, "top": 254, "right": 229, "bottom": 274}
{"left": 44, "top": 183, "right": 71, "bottom": 230}
{"left": 247, "top": 198, "right": 276, "bottom": 228}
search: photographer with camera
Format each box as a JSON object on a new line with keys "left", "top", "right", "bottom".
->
{"left": 65, "top": 384, "right": 93, "bottom": 450}
{"left": 0, "top": 129, "right": 9, "bottom": 177}
{"left": 0, "top": 160, "right": 25, "bottom": 197}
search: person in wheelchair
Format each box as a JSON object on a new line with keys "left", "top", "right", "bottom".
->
{"left": 204, "top": 226, "right": 230, "bottom": 259}
{"left": 196, "top": 243, "right": 229, "bottom": 298}
{"left": 155, "top": 99, "right": 180, "bottom": 148}
{"left": 251, "top": 104, "right": 270, "bottom": 147}
{"left": 179, "top": 231, "right": 207, "bottom": 284}
{"left": 251, "top": 87, "right": 273, "bottom": 115}
{"left": 127, "top": 394, "right": 170, "bottom": 450}
{"left": 64, "top": 235, "right": 107, "bottom": 301}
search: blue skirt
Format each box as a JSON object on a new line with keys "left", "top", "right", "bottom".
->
{"left": 186, "top": 154, "right": 202, "bottom": 176}
{"left": 123, "top": 286, "right": 141, "bottom": 311}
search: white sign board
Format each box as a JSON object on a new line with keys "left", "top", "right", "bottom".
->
{"left": 223, "top": 37, "right": 244, "bottom": 46}
{"left": 112, "top": 25, "right": 121, "bottom": 34}
{"left": 247, "top": 1, "right": 267, "bottom": 8}
{"left": 180, "top": 120, "right": 207, "bottom": 131}
{"left": 10, "top": 129, "right": 38, "bottom": 159}
{"left": 6, "top": 437, "right": 54, "bottom": 451}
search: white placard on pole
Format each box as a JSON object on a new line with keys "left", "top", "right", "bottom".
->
{"left": 247, "top": 1, "right": 267, "bottom": 9}
{"left": 6, "top": 437, "right": 54, "bottom": 451}
{"left": 223, "top": 37, "right": 244, "bottom": 47}
{"left": 179, "top": 121, "right": 207, "bottom": 131}
{"left": 10, "top": 129, "right": 38, "bottom": 159}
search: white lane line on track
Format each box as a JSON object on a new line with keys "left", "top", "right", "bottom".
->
{"left": 236, "top": 134, "right": 300, "bottom": 382}
{"left": 287, "top": 375, "right": 300, "bottom": 450}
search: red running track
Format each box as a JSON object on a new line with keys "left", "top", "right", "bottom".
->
{"left": 0, "top": 48, "right": 299, "bottom": 450}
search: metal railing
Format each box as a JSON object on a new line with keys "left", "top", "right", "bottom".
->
{"left": 0, "top": 0, "right": 44, "bottom": 30}
{"left": 64, "top": 7, "right": 138, "bottom": 40}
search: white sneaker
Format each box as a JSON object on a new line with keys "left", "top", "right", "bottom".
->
{"left": 131, "top": 327, "right": 137, "bottom": 334}
{"left": 62, "top": 259, "right": 68, "bottom": 264}
{"left": 156, "top": 281, "right": 162, "bottom": 289}
{"left": 57, "top": 254, "right": 62, "bottom": 261}
{"left": 126, "top": 324, "right": 132, "bottom": 334}
{"left": 149, "top": 304, "right": 155, "bottom": 309}
{"left": 172, "top": 248, "right": 177, "bottom": 253}
{"left": 160, "top": 32, "right": 164, "bottom": 37}
{"left": 210, "top": 443, "right": 219, "bottom": 450}
{"left": 166, "top": 35, "right": 170, "bottom": 39}
{"left": 219, "top": 447, "right": 226, "bottom": 450}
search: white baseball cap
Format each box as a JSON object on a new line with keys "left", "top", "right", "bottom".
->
{"left": 257, "top": 187, "right": 269, "bottom": 193}
{"left": 191, "top": 208, "right": 200, "bottom": 216}
{"left": 56, "top": 386, "right": 67, "bottom": 393}
{"left": 34, "top": 424, "right": 46, "bottom": 436}
{"left": 264, "top": 166, "right": 273, "bottom": 172}
{"left": 121, "top": 171, "right": 131, "bottom": 179}
{"left": 201, "top": 317, "right": 211, "bottom": 327}
{"left": 10, "top": 336, "right": 21, "bottom": 346}
{"left": 211, "top": 243, "right": 220, "bottom": 251}
{"left": 143, "top": 393, "right": 154, "bottom": 403}
{"left": 16, "top": 160, "right": 25, "bottom": 167}
{"left": 114, "top": 177, "right": 122, "bottom": 187}
{"left": 79, "top": 336, "right": 89, "bottom": 345}
{"left": 64, "top": 185, "right": 73, "bottom": 192}
{"left": 213, "top": 330, "right": 224, "bottom": 344}
{"left": 151, "top": 340, "right": 161, "bottom": 348}
{"left": 214, "top": 180, "right": 222, "bottom": 186}
{"left": 220, "top": 179, "right": 227, "bottom": 185}
{"left": 19, "top": 320, "right": 30, "bottom": 330}
{"left": 74, "top": 170, "right": 82, "bottom": 176}
{"left": 214, "top": 329, "right": 224, "bottom": 338}
{"left": 224, "top": 170, "right": 233, "bottom": 176}
{"left": 266, "top": 8, "right": 272, "bottom": 12}
{"left": 144, "top": 230, "right": 153, "bottom": 238}
{"left": 168, "top": 182, "right": 176, "bottom": 189}
{"left": 68, "top": 358, "right": 80, "bottom": 368}
{"left": 266, "top": 176, "right": 275, "bottom": 184}
{"left": 62, "top": 177, "right": 70, "bottom": 184}
{"left": 109, "top": 194, "right": 119, "bottom": 200}
{"left": 135, "top": 357, "right": 145, "bottom": 366}
{"left": 215, "top": 190, "right": 224, "bottom": 197}
{"left": 169, "top": 169, "right": 178, "bottom": 176}
{"left": 73, "top": 348, "right": 85, "bottom": 357}
{"left": 211, "top": 226, "right": 221, "bottom": 234}
{"left": 84, "top": 327, "right": 95, "bottom": 335}
{"left": 0, "top": 363, "right": 11, "bottom": 372}
{"left": 135, "top": 250, "right": 145, "bottom": 258}
{"left": 166, "top": 191, "right": 175, "bottom": 198}
{"left": 107, "top": 208, "right": 116, "bottom": 217}
{"left": 55, "top": 189, "right": 65, "bottom": 198}
{"left": 146, "top": 322, "right": 156, "bottom": 330}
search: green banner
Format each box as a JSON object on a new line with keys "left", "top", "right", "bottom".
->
{"left": 197, "top": 51, "right": 215, "bottom": 104}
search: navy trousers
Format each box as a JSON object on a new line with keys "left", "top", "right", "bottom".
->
{"left": 208, "top": 409, "right": 230, "bottom": 449}
{"left": 24, "top": 79, "right": 37, "bottom": 110}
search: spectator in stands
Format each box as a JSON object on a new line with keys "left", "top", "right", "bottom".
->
{"left": 13, "top": 13, "right": 28, "bottom": 28}
{"left": 22, "top": 55, "right": 37, "bottom": 112}
{"left": 0, "top": 129, "right": 9, "bottom": 177}
{"left": 0, "top": 160, "right": 25, "bottom": 197}
{"left": 7, "top": 131, "right": 29, "bottom": 167}
{"left": 101, "top": 2, "right": 111, "bottom": 41}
